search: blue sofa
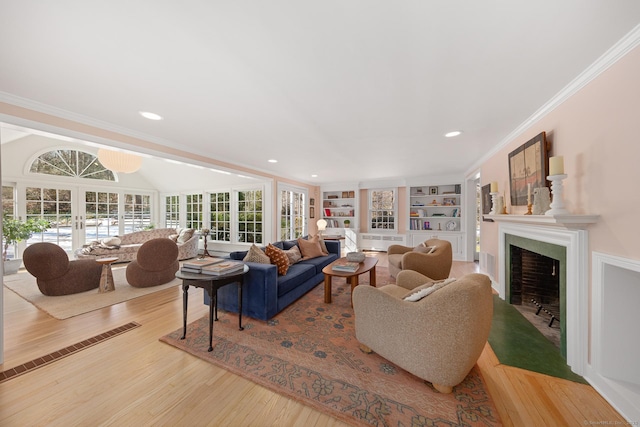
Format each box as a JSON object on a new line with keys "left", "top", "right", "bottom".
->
{"left": 207, "top": 239, "right": 340, "bottom": 321}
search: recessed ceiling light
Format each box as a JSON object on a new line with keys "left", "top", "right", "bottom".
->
{"left": 268, "top": 159, "right": 278, "bottom": 163}
{"left": 139, "top": 111, "right": 163, "bottom": 121}
{"left": 444, "top": 131, "right": 462, "bottom": 138}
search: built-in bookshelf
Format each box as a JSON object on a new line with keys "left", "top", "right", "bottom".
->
{"left": 321, "top": 190, "right": 357, "bottom": 229}
{"left": 409, "top": 184, "right": 462, "bottom": 232}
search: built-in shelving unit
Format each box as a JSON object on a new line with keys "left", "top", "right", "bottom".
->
{"left": 321, "top": 190, "right": 357, "bottom": 229}
{"left": 320, "top": 188, "right": 358, "bottom": 253}
{"left": 407, "top": 183, "right": 464, "bottom": 259}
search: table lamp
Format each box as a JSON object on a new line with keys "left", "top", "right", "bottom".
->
{"left": 316, "top": 219, "right": 327, "bottom": 236}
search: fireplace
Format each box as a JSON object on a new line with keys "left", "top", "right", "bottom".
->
{"left": 493, "top": 217, "right": 592, "bottom": 375}
{"left": 507, "top": 241, "right": 565, "bottom": 353}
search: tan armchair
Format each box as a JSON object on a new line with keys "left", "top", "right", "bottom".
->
{"left": 387, "top": 238, "right": 452, "bottom": 279}
{"left": 352, "top": 270, "right": 493, "bottom": 393}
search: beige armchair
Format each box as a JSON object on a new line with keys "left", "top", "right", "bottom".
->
{"left": 387, "top": 238, "right": 452, "bottom": 279}
{"left": 352, "top": 270, "right": 493, "bottom": 393}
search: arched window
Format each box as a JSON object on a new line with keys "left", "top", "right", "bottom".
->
{"left": 30, "top": 149, "right": 116, "bottom": 180}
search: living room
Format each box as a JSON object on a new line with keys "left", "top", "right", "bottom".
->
{"left": 2, "top": 3, "right": 640, "bottom": 425}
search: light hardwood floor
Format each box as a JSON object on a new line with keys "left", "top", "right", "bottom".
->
{"left": 0, "top": 254, "right": 626, "bottom": 426}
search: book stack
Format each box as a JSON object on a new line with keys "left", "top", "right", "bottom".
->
{"left": 181, "top": 257, "right": 225, "bottom": 274}
{"left": 331, "top": 261, "right": 360, "bottom": 273}
{"left": 199, "top": 260, "right": 245, "bottom": 276}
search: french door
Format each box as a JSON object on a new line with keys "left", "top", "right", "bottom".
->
{"left": 21, "top": 184, "right": 152, "bottom": 256}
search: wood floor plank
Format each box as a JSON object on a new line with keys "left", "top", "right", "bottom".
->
{"left": 0, "top": 255, "right": 625, "bottom": 426}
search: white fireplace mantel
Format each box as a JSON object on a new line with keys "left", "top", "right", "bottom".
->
{"left": 485, "top": 214, "right": 599, "bottom": 228}
{"left": 496, "top": 220, "right": 593, "bottom": 376}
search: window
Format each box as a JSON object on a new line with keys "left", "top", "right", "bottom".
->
{"left": 185, "top": 193, "right": 203, "bottom": 230}
{"left": 85, "top": 191, "right": 119, "bottom": 241}
{"left": 30, "top": 149, "right": 115, "bottom": 180}
{"left": 369, "top": 188, "right": 396, "bottom": 231}
{"left": 164, "top": 195, "right": 180, "bottom": 229}
{"left": 2, "top": 185, "right": 16, "bottom": 260}
{"left": 279, "top": 188, "right": 306, "bottom": 240}
{"left": 209, "top": 191, "right": 230, "bottom": 242}
{"left": 25, "top": 186, "right": 71, "bottom": 249}
{"left": 237, "top": 189, "right": 263, "bottom": 244}
{"left": 124, "top": 193, "right": 151, "bottom": 233}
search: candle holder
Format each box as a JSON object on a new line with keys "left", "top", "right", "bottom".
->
{"left": 545, "top": 174, "right": 569, "bottom": 216}
{"left": 525, "top": 203, "right": 533, "bottom": 215}
{"left": 490, "top": 192, "right": 500, "bottom": 215}
{"left": 201, "top": 229, "right": 212, "bottom": 257}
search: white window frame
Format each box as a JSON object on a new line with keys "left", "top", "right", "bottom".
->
{"left": 368, "top": 187, "right": 397, "bottom": 232}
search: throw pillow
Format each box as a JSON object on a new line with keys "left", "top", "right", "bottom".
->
{"left": 297, "top": 236, "right": 325, "bottom": 260}
{"left": 403, "top": 278, "right": 457, "bottom": 302}
{"left": 101, "top": 236, "right": 121, "bottom": 247}
{"left": 243, "top": 244, "right": 271, "bottom": 264}
{"left": 283, "top": 245, "right": 302, "bottom": 265}
{"left": 168, "top": 234, "right": 179, "bottom": 242}
{"left": 413, "top": 245, "right": 436, "bottom": 254}
{"left": 265, "top": 243, "right": 290, "bottom": 275}
{"left": 308, "top": 234, "right": 329, "bottom": 255}
{"left": 177, "top": 228, "right": 194, "bottom": 244}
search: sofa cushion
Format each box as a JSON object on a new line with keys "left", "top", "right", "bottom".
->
{"left": 298, "top": 236, "right": 325, "bottom": 260}
{"left": 282, "top": 239, "right": 298, "bottom": 250}
{"left": 283, "top": 245, "right": 302, "bottom": 264}
{"left": 276, "top": 263, "right": 316, "bottom": 297}
{"left": 101, "top": 236, "right": 121, "bottom": 247}
{"left": 265, "top": 244, "right": 290, "bottom": 275}
{"left": 177, "top": 228, "right": 195, "bottom": 244}
{"left": 298, "top": 253, "right": 339, "bottom": 274}
{"left": 243, "top": 244, "right": 270, "bottom": 264}
{"left": 308, "top": 234, "right": 329, "bottom": 255}
{"left": 168, "top": 234, "right": 179, "bottom": 242}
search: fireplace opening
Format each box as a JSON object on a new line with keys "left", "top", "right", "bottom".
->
{"left": 510, "top": 246, "right": 561, "bottom": 349}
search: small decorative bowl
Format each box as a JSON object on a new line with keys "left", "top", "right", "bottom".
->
{"left": 346, "top": 252, "right": 366, "bottom": 263}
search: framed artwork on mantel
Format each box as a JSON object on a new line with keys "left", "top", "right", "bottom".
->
{"left": 481, "top": 184, "right": 493, "bottom": 222}
{"left": 508, "top": 131, "right": 549, "bottom": 206}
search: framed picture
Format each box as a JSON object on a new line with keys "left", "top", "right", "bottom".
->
{"left": 481, "top": 184, "right": 493, "bottom": 221}
{"left": 310, "top": 198, "right": 315, "bottom": 206}
{"left": 442, "top": 197, "right": 456, "bottom": 206}
{"left": 310, "top": 207, "right": 315, "bottom": 219}
{"left": 429, "top": 186, "right": 438, "bottom": 195}
{"left": 508, "top": 132, "right": 549, "bottom": 206}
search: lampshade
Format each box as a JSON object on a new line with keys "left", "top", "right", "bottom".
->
{"left": 316, "top": 219, "right": 327, "bottom": 232}
{"left": 97, "top": 149, "right": 143, "bottom": 173}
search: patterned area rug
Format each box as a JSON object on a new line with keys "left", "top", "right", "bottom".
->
{"left": 160, "top": 268, "right": 502, "bottom": 426}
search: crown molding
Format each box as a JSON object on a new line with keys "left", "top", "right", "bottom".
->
{"left": 466, "top": 23, "right": 640, "bottom": 176}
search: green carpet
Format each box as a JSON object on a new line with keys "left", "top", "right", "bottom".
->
{"left": 488, "top": 295, "right": 587, "bottom": 384}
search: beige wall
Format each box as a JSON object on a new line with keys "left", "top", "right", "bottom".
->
{"left": 480, "top": 44, "right": 640, "bottom": 281}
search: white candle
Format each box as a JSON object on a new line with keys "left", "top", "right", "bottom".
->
{"left": 549, "top": 156, "right": 564, "bottom": 176}
{"left": 527, "top": 183, "right": 531, "bottom": 204}
{"left": 490, "top": 181, "right": 498, "bottom": 192}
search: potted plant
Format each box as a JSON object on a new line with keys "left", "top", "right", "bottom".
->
{"left": 343, "top": 219, "right": 351, "bottom": 228}
{"left": 2, "top": 213, "right": 50, "bottom": 275}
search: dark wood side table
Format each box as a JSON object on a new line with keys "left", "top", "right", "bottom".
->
{"left": 175, "top": 264, "right": 249, "bottom": 352}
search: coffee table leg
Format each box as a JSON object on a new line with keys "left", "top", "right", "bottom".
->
{"left": 370, "top": 266, "right": 377, "bottom": 287}
{"left": 349, "top": 276, "right": 359, "bottom": 307}
{"left": 324, "top": 275, "right": 332, "bottom": 303}
{"left": 181, "top": 283, "right": 189, "bottom": 340}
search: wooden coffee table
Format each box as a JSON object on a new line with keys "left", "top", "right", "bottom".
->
{"left": 323, "top": 257, "right": 378, "bottom": 305}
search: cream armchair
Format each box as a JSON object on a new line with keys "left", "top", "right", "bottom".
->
{"left": 387, "top": 238, "right": 452, "bottom": 279}
{"left": 352, "top": 270, "right": 493, "bottom": 393}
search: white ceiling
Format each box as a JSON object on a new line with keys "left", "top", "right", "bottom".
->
{"left": 1, "top": 1, "right": 640, "bottom": 185}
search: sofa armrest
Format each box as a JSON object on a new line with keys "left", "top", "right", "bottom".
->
{"left": 324, "top": 240, "right": 340, "bottom": 257}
